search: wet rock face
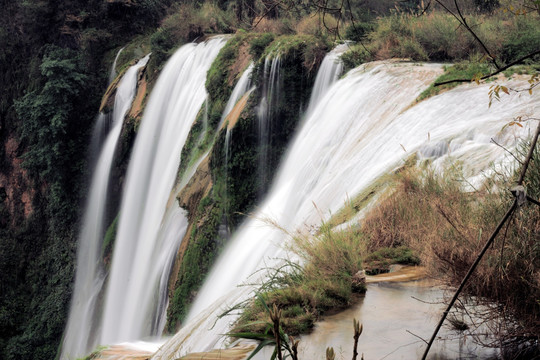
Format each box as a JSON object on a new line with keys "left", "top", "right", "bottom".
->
{"left": 177, "top": 157, "right": 213, "bottom": 221}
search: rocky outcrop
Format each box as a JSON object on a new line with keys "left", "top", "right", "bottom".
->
{"left": 177, "top": 157, "right": 213, "bottom": 221}
{"left": 168, "top": 156, "right": 213, "bottom": 297}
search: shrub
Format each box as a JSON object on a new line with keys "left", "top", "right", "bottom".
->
{"left": 360, "top": 9, "right": 540, "bottom": 65}
{"left": 362, "top": 153, "right": 540, "bottom": 345}
{"left": 340, "top": 44, "right": 371, "bottom": 72}
{"left": 364, "top": 246, "right": 420, "bottom": 274}
{"left": 150, "top": 28, "right": 175, "bottom": 68}
{"left": 295, "top": 13, "right": 339, "bottom": 38}
{"left": 249, "top": 32, "right": 274, "bottom": 59}
{"left": 501, "top": 15, "right": 540, "bottom": 64}
{"left": 149, "top": 3, "right": 238, "bottom": 71}
{"left": 263, "top": 34, "right": 329, "bottom": 72}
{"left": 344, "top": 21, "right": 375, "bottom": 42}
{"left": 252, "top": 16, "right": 291, "bottom": 34}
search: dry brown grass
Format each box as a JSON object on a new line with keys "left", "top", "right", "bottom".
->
{"left": 362, "top": 162, "right": 540, "bottom": 345}
{"left": 252, "top": 16, "right": 291, "bottom": 34}
{"left": 295, "top": 13, "right": 339, "bottom": 38}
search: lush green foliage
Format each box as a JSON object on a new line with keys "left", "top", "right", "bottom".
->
{"left": 500, "top": 15, "right": 540, "bottom": 64}
{"left": 0, "top": 1, "right": 171, "bottom": 358}
{"left": 250, "top": 33, "right": 275, "bottom": 59}
{"left": 263, "top": 34, "right": 329, "bottom": 72}
{"left": 16, "top": 46, "right": 87, "bottom": 186}
{"left": 344, "top": 21, "right": 374, "bottom": 42}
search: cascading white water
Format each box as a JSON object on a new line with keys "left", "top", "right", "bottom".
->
{"left": 108, "top": 47, "right": 124, "bottom": 84}
{"left": 88, "top": 47, "right": 126, "bottom": 168}
{"left": 152, "top": 48, "right": 346, "bottom": 358}
{"left": 61, "top": 54, "right": 150, "bottom": 360}
{"left": 99, "top": 37, "right": 227, "bottom": 346}
{"left": 219, "top": 62, "right": 254, "bottom": 128}
{"left": 153, "top": 61, "right": 539, "bottom": 358}
{"left": 257, "top": 56, "right": 281, "bottom": 191}
{"left": 305, "top": 43, "right": 347, "bottom": 116}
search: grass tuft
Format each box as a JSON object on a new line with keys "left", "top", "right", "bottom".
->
{"left": 232, "top": 224, "right": 366, "bottom": 336}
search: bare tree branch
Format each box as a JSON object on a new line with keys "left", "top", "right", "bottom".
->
{"left": 435, "top": 49, "right": 540, "bottom": 86}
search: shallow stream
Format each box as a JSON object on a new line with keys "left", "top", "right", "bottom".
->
{"left": 252, "top": 275, "right": 499, "bottom": 360}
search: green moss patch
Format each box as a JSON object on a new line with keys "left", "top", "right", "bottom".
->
{"left": 417, "top": 62, "right": 492, "bottom": 102}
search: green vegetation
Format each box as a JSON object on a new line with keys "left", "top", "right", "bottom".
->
{"left": 417, "top": 61, "right": 492, "bottom": 101}
{"left": 232, "top": 223, "right": 366, "bottom": 336}
{"left": 231, "top": 299, "right": 363, "bottom": 360}
{"left": 206, "top": 33, "right": 249, "bottom": 122}
{"left": 0, "top": 0, "right": 538, "bottom": 357}
{"left": 167, "top": 194, "right": 224, "bottom": 332}
{"left": 249, "top": 33, "right": 275, "bottom": 59}
{"left": 363, "top": 246, "right": 420, "bottom": 274}
{"left": 263, "top": 34, "right": 329, "bottom": 72}
{"left": 340, "top": 9, "right": 540, "bottom": 72}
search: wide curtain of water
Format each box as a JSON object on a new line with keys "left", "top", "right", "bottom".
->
{"left": 99, "top": 37, "right": 227, "bottom": 347}
{"left": 153, "top": 61, "right": 539, "bottom": 358}
{"left": 61, "top": 54, "right": 149, "bottom": 360}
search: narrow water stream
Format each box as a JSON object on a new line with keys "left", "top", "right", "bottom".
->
{"left": 281, "top": 279, "right": 498, "bottom": 360}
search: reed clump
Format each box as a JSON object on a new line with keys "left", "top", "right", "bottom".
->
{"left": 362, "top": 150, "right": 540, "bottom": 345}
{"left": 232, "top": 224, "right": 366, "bottom": 336}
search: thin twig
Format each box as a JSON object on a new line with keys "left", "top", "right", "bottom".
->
{"left": 526, "top": 195, "right": 540, "bottom": 207}
{"left": 435, "top": 49, "right": 540, "bottom": 86}
{"left": 517, "top": 121, "right": 540, "bottom": 185}
{"left": 421, "top": 200, "right": 517, "bottom": 360}
{"left": 411, "top": 296, "right": 441, "bottom": 305}
{"left": 490, "top": 138, "right": 523, "bottom": 165}
{"left": 436, "top": 204, "right": 471, "bottom": 243}
{"left": 422, "top": 121, "right": 540, "bottom": 359}
{"left": 406, "top": 330, "right": 429, "bottom": 344}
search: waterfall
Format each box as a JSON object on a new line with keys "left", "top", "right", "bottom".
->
{"left": 108, "top": 47, "right": 125, "bottom": 84}
{"left": 152, "top": 48, "right": 346, "bottom": 357}
{"left": 99, "top": 37, "right": 227, "bottom": 346}
{"left": 257, "top": 55, "right": 281, "bottom": 192}
{"left": 153, "top": 60, "right": 539, "bottom": 358}
{"left": 88, "top": 47, "right": 126, "bottom": 168}
{"left": 61, "top": 54, "right": 150, "bottom": 359}
{"left": 219, "top": 62, "right": 254, "bottom": 128}
{"left": 305, "top": 43, "right": 347, "bottom": 116}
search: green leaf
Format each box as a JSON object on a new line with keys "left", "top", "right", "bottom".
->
{"left": 256, "top": 292, "right": 271, "bottom": 313}
{"left": 226, "top": 332, "right": 274, "bottom": 340}
{"left": 246, "top": 339, "right": 276, "bottom": 360}
{"left": 270, "top": 347, "right": 278, "bottom": 360}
